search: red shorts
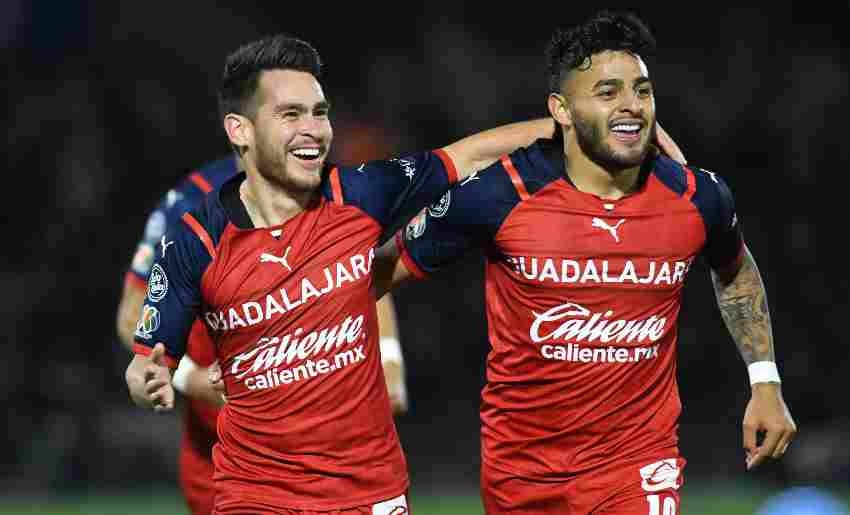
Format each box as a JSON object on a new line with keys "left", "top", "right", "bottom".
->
{"left": 178, "top": 433, "right": 216, "bottom": 515}
{"left": 213, "top": 492, "right": 410, "bottom": 515}
{"left": 481, "top": 455, "right": 685, "bottom": 514}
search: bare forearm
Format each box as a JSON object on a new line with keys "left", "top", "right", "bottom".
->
{"left": 376, "top": 294, "right": 399, "bottom": 339}
{"left": 184, "top": 366, "right": 226, "bottom": 407}
{"left": 711, "top": 246, "right": 774, "bottom": 364}
{"left": 372, "top": 236, "right": 413, "bottom": 299}
{"left": 443, "top": 118, "right": 555, "bottom": 179}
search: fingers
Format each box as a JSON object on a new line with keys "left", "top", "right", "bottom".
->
{"left": 772, "top": 435, "right": 791, "bottom": 459}
{"left": 655, "top": 122, "right": 687, "bottom": 165}
{"left": 747, "top": 427, "right": 782, "bottom": 470}
{"left": 205, "top": 363, "right": 226, "bottom": 405}
{"left": 209, "top": 362, "right": 222, "bottom": 385}
{"left": 771, "top": 425, "right": 797, "bottom": 459}
{"left": 149, "top": 386, "right": 174, "bottom": 411}
{"left": 742, "top": 422, "right": 757, "bottom": 461}
{"left": 145, "top": 378, "right": 170, "bottom": 395}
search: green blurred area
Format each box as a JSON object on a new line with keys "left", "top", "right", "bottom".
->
{"left": 2, "top": 484, "right": 849, "bottom": 515}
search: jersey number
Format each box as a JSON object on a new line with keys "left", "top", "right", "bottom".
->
{"left": 647, "top": 494, "right": 676, "bottom": 515}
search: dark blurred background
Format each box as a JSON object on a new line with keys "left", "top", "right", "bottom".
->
{"left": 2, "top": 0, "right": 848, "bottom": 508}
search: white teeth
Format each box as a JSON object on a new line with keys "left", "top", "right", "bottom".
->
{"left": 291, "top": 148, "right": 320, "bottom": 158}
{"left": 612, "top": 124, "right": 640, "bottom": 132}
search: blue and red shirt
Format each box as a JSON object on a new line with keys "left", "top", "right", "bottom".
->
{"left": 133, "top": 151, "right": 457, "bottom": 509}
{"left": 399, "top": 139, "right": 742, "bottom": 505}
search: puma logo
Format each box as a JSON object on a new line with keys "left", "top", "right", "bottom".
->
{"left": 460, "top": 171, "right": 480, "bottom": 186}
{"left": 160, "top": 235, "right": 175, "bottom": 258}
{"left": 591, "top": 217, "right": 626, "bottom": 243}
{"left": 259, "top": 247, "right": 292, "bottom": 272}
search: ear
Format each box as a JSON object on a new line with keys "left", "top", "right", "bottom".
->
{"left": 223, "top": 114, "right": 252, "bottom": 151}
{"left": 547, "top": 93, "right": 572, "bottom": 129}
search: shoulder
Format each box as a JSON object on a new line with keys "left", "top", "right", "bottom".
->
{"left": 501, "top": 138, "right": 564, "bottom": 196}
{"left": 321, "top": 151, "right": 452, "bottom": 202}
{"left": 182, "top": 173, "right": 241, "bottom": 250}
{"left": 651, "top": 155, "right": 734, "bottom": 199}
{"left": 451, "top": 139, "right": 561, "bottom": 208}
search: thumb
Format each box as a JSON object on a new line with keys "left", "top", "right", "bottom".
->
{"left": 149, "top": 343, "right": 167, "bottom": 366}
{"left": 209, "top": 362, "right": 222, "bottom": 384}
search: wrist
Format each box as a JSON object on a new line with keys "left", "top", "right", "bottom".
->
{"left": 172, "top": 355, "right": 199, "bottom": 394}
{"left": 379, "top": 336, "right": 404, "bottom": 366}
{"left": 748, "top": 361, "right": 781, "bottom": 386}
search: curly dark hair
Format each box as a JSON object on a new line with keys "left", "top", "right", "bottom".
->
{"left": 218, "top": 34, "right": 323, "bottom": 120}
{"left": 545, "top": 11, "right": 656, "bottom": 93}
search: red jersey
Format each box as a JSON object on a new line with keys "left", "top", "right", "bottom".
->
{"left": 134, "top": 151, "right": 457, "bottom": 510}
{"left": 399, "top": 140, "right": 742, "bottom": 507}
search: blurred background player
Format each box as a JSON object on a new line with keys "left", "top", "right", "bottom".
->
{"left": 116, "top": 156, "right": 409, "bottom": 512}
{"left": 115, "top": 156, "right": 234, "bottom": 514}
{"left": 382, "top": 10, "right": 796, "bottom": 514}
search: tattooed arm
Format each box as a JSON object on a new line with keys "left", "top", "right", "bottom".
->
{"left": 711, "top": 244, "right": 797, "bottom": 470}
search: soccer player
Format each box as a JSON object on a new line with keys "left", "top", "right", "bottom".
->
{"left": 124, "top": 34, "right": 556, "bottom": 513}
{"left": 115, "top": 156, "right": 410, "bottom": 514}
{"left": 383, "top": 11, "right": 797, "bottom": 514}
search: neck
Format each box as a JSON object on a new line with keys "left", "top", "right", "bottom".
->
{"left": 563, "top": 136, "right": 643, "bottom": 200}
{"left": 240, "top": 166, "right": 315, "bottom": 228}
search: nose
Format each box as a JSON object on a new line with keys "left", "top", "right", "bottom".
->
{"left": 297, "top": 114, "right": 324, "bottom": 135}
{"left": 618, "top": 89, "right": 643, "bottom": 115}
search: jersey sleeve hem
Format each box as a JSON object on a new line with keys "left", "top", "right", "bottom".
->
{"left": 710, "top": 238, "right": 746, "bottom": 277}
{"left": 433, "top": 148, "right": 459, "bottom": 185}
{"left": 395, "top": 232, "right": 428, "bottom": 280}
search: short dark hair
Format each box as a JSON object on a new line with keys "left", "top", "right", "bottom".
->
{"left": 545, "top": 11, "right": 656, "bottom": 93}
{"left": 218, "top": 34, "right": 323, "bottom": 120}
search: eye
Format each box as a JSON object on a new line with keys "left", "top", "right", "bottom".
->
{"left": 597, "top": 89, "right": 616, "bottom": 99}
{"left": 282, "top": 111, "right": 299, "bottom": 120}
{"left": 637, "top": 86, "right": 653, "bottom": 97}
{"left": 314, "top": 107, "right": 330, "bottom": 117}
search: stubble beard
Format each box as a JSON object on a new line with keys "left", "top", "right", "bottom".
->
{"left": 572, "top": 113, "right": 653, "bottom": 172}
{"left": 254, "top": 137, "right": 322, "bottom": 194}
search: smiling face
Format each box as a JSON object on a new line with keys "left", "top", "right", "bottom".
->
{"left": 230, "top": 69, "right": 333, "bottom": 193}
{"left": 552, "top": 50, "right": 656, "bottom": 171}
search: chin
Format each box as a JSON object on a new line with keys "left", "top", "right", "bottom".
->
{"left": 290, "top": 172, "right": 323, "bottom": 192}
{"left": 611, "top": 143, "right": 650, "bottom": 166}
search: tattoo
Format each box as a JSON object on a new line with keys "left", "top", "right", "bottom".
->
{"left": 711, "top": 247, "right": 774, "bottom": 365}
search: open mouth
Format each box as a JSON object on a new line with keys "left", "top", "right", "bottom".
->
{"left": 289, "top": 148, "right": 322, "bottom": 161}
{"left": 610, "top": 121, "right": 643, "bottom": 143}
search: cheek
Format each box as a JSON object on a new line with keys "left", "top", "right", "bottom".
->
{"left": 574, "top": 101, "right": 607, "bottom": 124}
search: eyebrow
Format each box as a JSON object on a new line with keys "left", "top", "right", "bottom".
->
{"left": 634, "top": 77, "right": 652, "bottom": 88}
{"left": 273, "top": 100, "right": 331, "bottom": 114}
{"left": 592, "top": 77, "right": 652, "bottom": 89}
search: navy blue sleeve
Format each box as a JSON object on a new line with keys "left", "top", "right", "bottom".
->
{"left": 401, "top": 161, "right": 522, "bottom": 276}
{"left": 133, "top": 211, "right": 213, "bottom": 366}
{"left": 323, "top": 150, "right": 459, "bottom": 245}
{"left": 691, "top": 166, "right": 744, "bottom": 270}
{"left": 125, "top": 169, "right": 223, "bottom": 285}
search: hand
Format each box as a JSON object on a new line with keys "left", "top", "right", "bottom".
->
{"left": 742, "top": 382, "right": 797, "bottom": 470}
{"left": 654, "top": 122, "right": 687, "bottom": 165}
{"left": 125, "top": 343, "right": 174, "bottom": 412}
{"left": 383, "top": 360, "right": 409, "bottom": 415}
{"left": 209, "top": 361, "right": 227, "bottom": 404}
